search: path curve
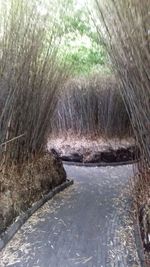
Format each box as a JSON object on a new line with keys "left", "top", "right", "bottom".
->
{"left": 1, "top": 165, "right": 140, "bottom": 267}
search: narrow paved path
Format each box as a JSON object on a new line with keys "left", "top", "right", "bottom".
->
{"left": 1, "top": 165, "right": 140, "bottom": 267}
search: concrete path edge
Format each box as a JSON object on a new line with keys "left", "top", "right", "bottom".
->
{"left": 0, "top": 179, "right": 73, "bottom": 251}
{"left": 63, "top": 159, "right": 138, "bottom": 167}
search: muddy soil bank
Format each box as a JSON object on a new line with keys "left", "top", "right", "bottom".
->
{"left": 48, "top": 136, "right": 139, "bottom": 164}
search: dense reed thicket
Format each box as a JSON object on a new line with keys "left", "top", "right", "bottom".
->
{"left": 0, "top": 0, "right": 69, "bottom": 168}
{"left": 0, "top": 0, "right": 69, "bottom": 232}
{"left": 95, "top": 0, "right": 150, "bottom": 167}
{"left": 95, "top": 0, "right": 150, "bottom": 251}
{"left": 52, "top": 74, "right": 131, "bottom": 138}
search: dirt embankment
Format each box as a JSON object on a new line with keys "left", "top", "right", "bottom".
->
{"left": 0, "top": 153, "right": 66, "bottom": 234}
{"left": 48, "top": 136, "right": 139, "bottom": 164}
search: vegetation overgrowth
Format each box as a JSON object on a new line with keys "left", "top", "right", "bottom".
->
{"left": 0, "top": 0, "right": 69, "bottom": 167}
{"left": 52, "top": 74, "right": 131, "bottom": 138}
{"left": 0, "top": 0, "right": 68, "bottom": 231}
{"left": 94, "top": 0, "right": 150, "bottom": 254}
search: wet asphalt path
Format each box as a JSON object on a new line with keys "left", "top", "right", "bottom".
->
{"left": 1, "top": 165, "right": 140, "bottom": 267}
